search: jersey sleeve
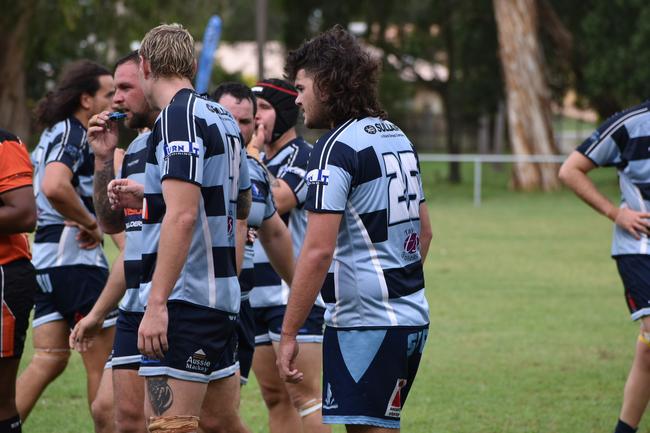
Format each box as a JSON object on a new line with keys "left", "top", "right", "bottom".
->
{"left": 46, "top": 123, "right": 86, "bottom": 172}
{"left": 158, "top": 105, "right": 204, "bottom": 185}
{"left": 0, "top": 138, "right": 33, "bottom": 194}
{"left": 576, "top": 123, "right": 623, "bottom": 167}
{"left": 279, "top": 146, "right": 310, "bottom": 206}
{"left": 304, "top": 139, "right": 356, "bottom": 213}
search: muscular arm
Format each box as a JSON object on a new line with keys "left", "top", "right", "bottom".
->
{"left": 94, "top": 153, "right": 124, "bottom": 234}
{"left": 259, "top": 212, "right": 294, "bottom": 285}
{"left": 270, "top": 178, "right": 298, "bottom": 215}
{"left": 41, "top": 162, "right": 97, "bottom": 229}
{"left": 0, "top": 185, "right": 36, "bottom": 234}
{"left": 281, "top": 212, "right": 340, "bottom": 336}
{"left": 235, "top": 219, "right": 247, "bottom": 276}
{"left": 148, "top": 179, "right": 200, "bottom": 306}
{"left": 559, "top": 151, "right": 650, "bottom": 239}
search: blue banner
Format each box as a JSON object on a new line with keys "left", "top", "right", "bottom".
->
{"left": 195, "top": 15, "right": 222, "bottom": 94}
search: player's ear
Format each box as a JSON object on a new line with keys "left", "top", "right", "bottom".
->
{"left": 140, "top": 56, "right": 151, "bottom": 80}
{"left": 79, "top": 92, "right": 93, "bottom": 111}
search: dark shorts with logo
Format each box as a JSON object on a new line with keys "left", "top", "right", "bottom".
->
{"left": 321, "top": 325, "right": 428, "bottom": 429}
{"left": 33, "top": 265, "right": 117, "bottom": 329}
{"left": 139, "top": 301, "right": 239, "bottom": 383}
{"left": 1, "top": 259, "right": 37, "bottom": 358}
{"left": 253, "top": 304, "right": 325, "bottom": 346}
{"left": 615, "top": 254, "right": 650, "bottom": 321}
{"left": 111, "top": 309, "right": 144, "bottom": 369}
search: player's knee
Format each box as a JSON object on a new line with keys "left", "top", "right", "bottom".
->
{"left": 33, "top": 348, "right": 71, "bottom": 378}
{"left": 90, "top": 396, "right": 113, "bottom": 432}
{"left": 115, "top": 401, "right": 146, "bottom": 433}
{"left": 148, "top": 415, "right": 199, "bottom": 433}
{"left": 259, "top": 385, "right": 291, "bottom": 410}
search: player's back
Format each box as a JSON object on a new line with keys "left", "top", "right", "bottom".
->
{"left": 140, "top": 89, "right": 244, "bottom": 314}
{"left": 306, "top": 117, "right": 429, "bottom": 329}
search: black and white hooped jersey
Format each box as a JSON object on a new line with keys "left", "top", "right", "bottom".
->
{"left": 250, "top": 137, "right": 314, "bottom": 308}
{"left": 117, "top": 131, "right": 149, "bottom": 313}
{"left": 577, "top": 101, "right": 650, "bottom": 256}
{"left": 239, "top": 155, "right": 276, "bottom": 300}
{"left": 305, "top": 117, "right": 429, "bottom": 329}
{"left": 139, "top": 88, "right": 250, "bottom": 314}
{"left": 31, "top": 116, "right": 108, "bottom": 270}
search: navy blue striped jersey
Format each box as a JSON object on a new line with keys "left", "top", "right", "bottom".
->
{"left": 577, "top": 101, "right": 650, "bottom": 256}
{"left": 139, "top": 89, "right": 250, "bottom": 313}
{"left": 117, "top": 132, "right": 149, "bottom": 312}
{"left": 305, "top": 117, "right": 429, "bottom": 328}
{"left": 250, "top": 137, "right": 315, "bottom": 307}
{"left": 239, "top": 155, "right": 276, "bottom": 299}
{"left": 31, "top": 116, "right": 108, "bottom": 270}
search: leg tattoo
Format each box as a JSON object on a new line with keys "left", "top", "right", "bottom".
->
{"left": 147, "top": 376, "right": 173, "bottom": 416}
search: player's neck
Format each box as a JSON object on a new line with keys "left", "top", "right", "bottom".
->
{"left": 73, "top": 109, "right": 91, "bottom": 129}
{"left": 265, "top": 128, "right": 297, "bottom": 159}
{"left": 149, "top": 77, "right": 194, "bottom": 111}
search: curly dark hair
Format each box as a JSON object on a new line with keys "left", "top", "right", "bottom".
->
{"left": 285, "top": 24, "right": 386, "bottom": 126}
{"left": 34, "top": 60, "right": 111, "bottom": 128}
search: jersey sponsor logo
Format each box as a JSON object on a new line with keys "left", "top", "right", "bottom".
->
{"left": 124, "top": 208, "right": 142, "bottom": 217}
{"left": 163, "top": 140, "right": 200, "bottom": 157}
{"left": 125, "top": 220, "right": 143, "bottom": 230}
{"left": 385, "top": 378, "right": 407, "bottom": 418}
{"left": 305, "top": 168, "right": 330, "bottom": 186}
{"left": 403, "top": 231, "right": 420, "bottom": 254}
{"left": 323, "top": 383, "right": 338, "bottom": 410}
{"left": 251, "top": 182, "right": 264, "bottom": 200}
{"left": 364, "top": 125, "right": 377, "bottom": 134}
{"left": 206, "top": 103, "right": 231, "bottom": 116}
{"left": 186, "top": 349, "right": 211, "bottom": 373}
{"left": 284, "top": 165, "right": 306, "bottom": 178}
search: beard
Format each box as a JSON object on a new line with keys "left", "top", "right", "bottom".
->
{"left": 303, "top": 103, "right": 330, "bottom": 129}
{"left": 126, "top": 111, "right": 150, "bottom": 130}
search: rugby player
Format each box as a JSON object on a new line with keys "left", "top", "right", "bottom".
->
{"left": 279, "top": 25, "right": 433, "bottom": 432}
{"left": 212, "top": 83, "right": 296, "bottom": 388}
{"left": 17, "top": 60, "right": 117, "bottom": 422}
{"left": 0, "top": 129, "right": 37, "bottom": 433}
{"left": 560, "top": 104, "right": 650, "bottom": 433}
{"left": 249, "top": 79, "right": 328, "bottom": 433}
{"left": 135, "top": 24, "right": 250, "bottom": 433}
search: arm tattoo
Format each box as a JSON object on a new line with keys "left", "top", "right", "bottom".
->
{"left": 147, "top": 376, "right": 173, "bottom": 416}
{"left": 93, "top": 159, "right": 124, "bottom": 232}
{"left": 237, "top": 189, "right": 252, "bottom": 220}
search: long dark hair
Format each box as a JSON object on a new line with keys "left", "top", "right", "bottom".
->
{"left": 34, "top": 60, "right": 111, "bottom": 128}
{"left": 285, "top": 25, "right": 386, "bottom": 126}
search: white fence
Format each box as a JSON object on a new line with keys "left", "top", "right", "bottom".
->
{"left": 418, "top": 153, "right": 569, "bottom": 207}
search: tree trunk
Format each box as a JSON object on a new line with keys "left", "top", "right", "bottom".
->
{"left": 442, "top": 0, "right": 461, "bottom": 183}
{"left": 493, "top": 0, "right": 560, "bottom": 191}
{"left": 0, "top": 3, "right": 33, "bottom": 144}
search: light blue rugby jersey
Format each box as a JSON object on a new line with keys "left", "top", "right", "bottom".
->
{"left": 305, "top": 117, "right": 429, "bottom": 329}
{"left": 117, "top": 132, "right": 149, "bottom": 312}
{"left": 31, "top": 116, "right": 108, "bottom": 270}
{"left": 239, "top": 155, "right": 276, "bottom": 301}
{"left": 577, "top": 101, "right": 650, "bottom": 256}
{"left": 139, "top": 88, "right": 250, "bottom": 314}
{"left": 250, "top": 137, "right": 316, "bottom": 307}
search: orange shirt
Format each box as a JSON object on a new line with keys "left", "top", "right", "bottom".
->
{"left": 0, "top": 129, "right": 34, "bottom": 265}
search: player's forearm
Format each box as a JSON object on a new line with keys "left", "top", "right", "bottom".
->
{"left": 89, "top": 250, "right": 127, "bottom": 320}
{"left": 559, "top": 165, "right": 618, "bottom": 221}
{"left": 148, "top": 209, "right": 196, "bottom": 305}
{"left": 260, "top": 217, "right": 294, "bottom": 284}
{"left": 282, "top": 247, "right": 331, "bottom": 336}
{"left": 44, "top": 181, "right": 97, "bottom": 228}
{"left": 94, "top": 156, "right": 124, "bottom": 233}
{"left": 271, "top": 179, "right": 297, "bottom": 215}
{"left": 235, "top": 219, "right": 247, "bottom": 276}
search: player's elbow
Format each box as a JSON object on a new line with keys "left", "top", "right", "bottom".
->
{"left": 304, "top": 244, "right": 334, "bottom": 266}
{"left": 557, "top": 163, "right": 573, "bottom": 186}
{"left": 41, "top": 177, "right": 68, "bottom": 203}
{"left": 167, "top": 207, "right": 199, "bottom": 230}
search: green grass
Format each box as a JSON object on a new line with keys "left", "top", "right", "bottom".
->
{"left": 19, "top": 162, "right": 645, "bottom": 432}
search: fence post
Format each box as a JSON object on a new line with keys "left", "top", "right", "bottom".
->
{"left": 473, "top": 157, "right": 482, "bottom": 207}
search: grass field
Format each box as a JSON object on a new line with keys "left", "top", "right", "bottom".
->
{"left": 18, "top": 161, "right": 647, "bottom": 432}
